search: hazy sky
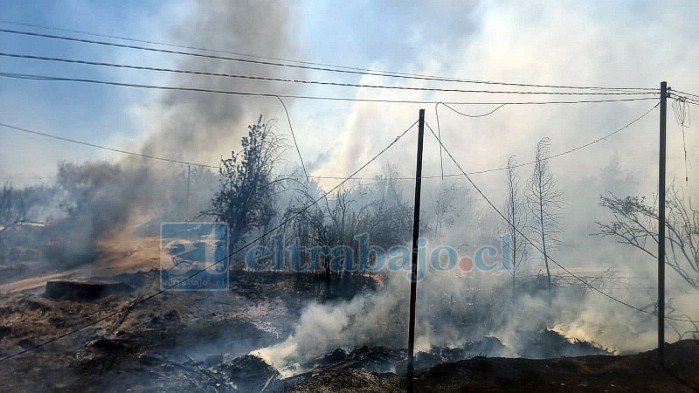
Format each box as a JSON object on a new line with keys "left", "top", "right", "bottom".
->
{"left": 1, "top": 0, "right": 697, "bottom": 199}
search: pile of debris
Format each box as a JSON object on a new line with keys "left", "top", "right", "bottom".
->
{"left": 516, "top": 328, "right": 612, "bottom": 358}
{"left": 415, "top": 336, "right": 511, "bottom": 369}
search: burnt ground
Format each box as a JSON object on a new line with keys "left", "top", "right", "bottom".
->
{"left": 0, "top": 267, "right": 380, "bottom": 392}
{"left": 288, "top": 340, "right": 699, "bottom": 392}
{"left": 0, "top": 254, "right": 696, "bottom": 392}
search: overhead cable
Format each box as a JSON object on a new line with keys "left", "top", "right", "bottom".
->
{"left": 0, "top": 28, "right": 660, "bottom": 92}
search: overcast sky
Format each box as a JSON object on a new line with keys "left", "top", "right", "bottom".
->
{"left": 1, "top": 0, "right": 697, "bottom": 202}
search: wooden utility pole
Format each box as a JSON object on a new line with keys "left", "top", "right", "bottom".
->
{"left": 658, "top": 81, "right": 668, "bottom": 365}
{"left": 407, "top": 109, "right": 425, "bottom": 391}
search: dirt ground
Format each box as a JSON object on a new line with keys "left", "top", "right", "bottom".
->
{"left": 0, "top": 236, "right": 697, "bottom": 392}
{"left": 0, "top": 268, "right": 301, "bottom": 392}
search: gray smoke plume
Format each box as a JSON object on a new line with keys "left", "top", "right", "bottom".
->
{"left": 49, "top": 0, "right": 303, "bottom": 263}
{"left": 141, "top": 0, "right": 303, "bottom": 163}
{"left": 47, "top": 161, "right": 151, "bottom": 265}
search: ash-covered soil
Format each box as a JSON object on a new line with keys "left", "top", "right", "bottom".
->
{"left": 0, "top": 249, "right": 696, "bottom": 392}
{"left": 0, "top": 263, "right": 380, "bottom": 392}
{"left": 289, "top": 340, "right": 699, "bottom": 392}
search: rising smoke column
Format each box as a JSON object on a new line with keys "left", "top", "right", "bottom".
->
{"left": 49, "top": 0, "right": 304, "bottom": 263}
{"left": 141, "top": 0, "right": 304, "bottom": 163}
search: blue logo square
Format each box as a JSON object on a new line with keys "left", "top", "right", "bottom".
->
{"left": 160, "top": 223, "right": 229, "bottom": 291}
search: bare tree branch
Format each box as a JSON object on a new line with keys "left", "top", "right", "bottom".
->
{"left": 595, "top": 185, "right": 699, "bottom": 289}
{"left": 526, "top": 137, "right": 563, "bottom": 303}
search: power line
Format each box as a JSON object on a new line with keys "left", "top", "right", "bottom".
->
{"left": 276, "top": 96, "right": 308, "bottom": 182}
{"left": 423, "top": 121, "right": 697, "bottom": 324}
{"left": 677, "top": 98, "right": 699, "bottom": 107}
{"left": 438, "top": 102, "right": 509, "bottom": 118}
{"left": 0, "top": 52, "right": 658, "bottom": 96}
{"left": 0, "top": 21, "right": 666, "bottom": 93}
{"left": 0, "top": 71, "right": 661, "bottom": 106}
{"left": 0, "top": 28, "right": 659, "bottom": 92}
{"left": 670, "top": 89, "right": 699, "bottom": 101}
{"left": 224, "top": 120, "right": 417, "bottom": 260}
{"left": 434, "top": 102, "right": 509, "bottom": 179}
{"left": 309, "top": 102, "right": 659, "bottom": 181}
{"left": 439, "top": 102, "right": 660, "bottom": 175}
{"left": 0, "top": 122, "right": 218, "bottom": 169}
{"left": 670, "top": 91, "right": 699, "bottom": 108}
{"left": 0, "top": 20, "right": 399, "bottom": 75}
{"left": 2, "top": 20, "right": 516, "bottom": 83}
{"left": 0, "top": 119, "right": 419, "bottom": 362}
{"left": 2, "top": 100, "right": 657, "bottom": 181}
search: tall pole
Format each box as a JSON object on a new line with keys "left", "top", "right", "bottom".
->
{"left": 658, "top": 81, "right": 668, "bottom": 365}
{"left": 407, "top": 109, "right": 425, "bottom": 391}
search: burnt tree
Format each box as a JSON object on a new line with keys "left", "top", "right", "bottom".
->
{"left": 527, "top": 138, "right": 562, "bottom": 303}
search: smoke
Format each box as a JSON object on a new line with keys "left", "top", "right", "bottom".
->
{"left": 253, "top": 272, "right": 408, "bottom": 376}
{"left": 23, "top": 0, "right": 697, "bottom": 372}
{"left": 253, "top": 259, "right": 687, "bottom": 376}
{"left": 250, "top": 145, "right": 696, "bottom": 373}
{"left": 46, "top": 0, "right": 303, "bottom": 263}
{"left": 46, "top": 161, "right": 151, "bottom": 264}
{"left": 140, "top": 0, "right": 303, "bottom": 163}
{"left": 254, "top": 268, "right": 515, "bottom": 375}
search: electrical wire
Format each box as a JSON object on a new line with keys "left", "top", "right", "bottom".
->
{"left": 0, "top": 71, "right": 661, "bottom": 106}
{"left": 439, "top": 102, "right": 509, "bottom": 118}
{"left": 276, "top": 96, "right": 309, "bottom": 182}
{"left": 424, "top": 121, "right": 698, "bottom": 324}
{"left": 0, "top": 21, "right": 666, "bottom": 93}
{"left": 310, "top": 102, "right": 659, "bottom": 181}
{"left": 680, "top": 100, "right": 699, "bottom": 107}
{"left": 434, "top": 102, "right": 509, "bottom": 180}
{"left": 0, "top": 28, "right": 661, "bottom": 92}
{"left": 436, "top": 106, "right": 445, "bottom": 180}
{"left": 2, "top": 100, "right": 657, "bottom": 183}
{"left": 0, "top": 20, "right": 403, "bottom": 76}
{"left": 671, "top": 89, "right": 699, "bottom": 101}
{"left": 441, "top": 102, "right": 660, "bottom": 175}
{"left": 670, "top": 91, "right": 699, "bottom": 108}
{"left": 672, "top": 97, "right": 691, "bottom": 127}
{"left": 0, "top": 119, "right": 418, "bottom": 363}
{"left": 0, "top": 122, "right": 218, "bottom": 169}
{"left": 0, "top": 52, "right": 659, "bottom": 96}
{"left": 672, "top": 97, "right": 691, "bottom": 184}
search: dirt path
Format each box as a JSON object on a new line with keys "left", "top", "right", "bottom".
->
{"left": 0, "top": 236, "right": 160, "bottom": 294}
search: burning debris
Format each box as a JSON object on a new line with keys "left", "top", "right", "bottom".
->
{"left": 517, "top": 328, "right": 612, "bottom": 358}
{"left": 225, "top": 354, "right": 281, "bottom": 391}
{"left": 415, "top": 336, "right": 512, "bottom": 369}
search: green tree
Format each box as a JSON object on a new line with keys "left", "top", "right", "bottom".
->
{"left": 207, "top": 116, "right": 281, "bottom": 256}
